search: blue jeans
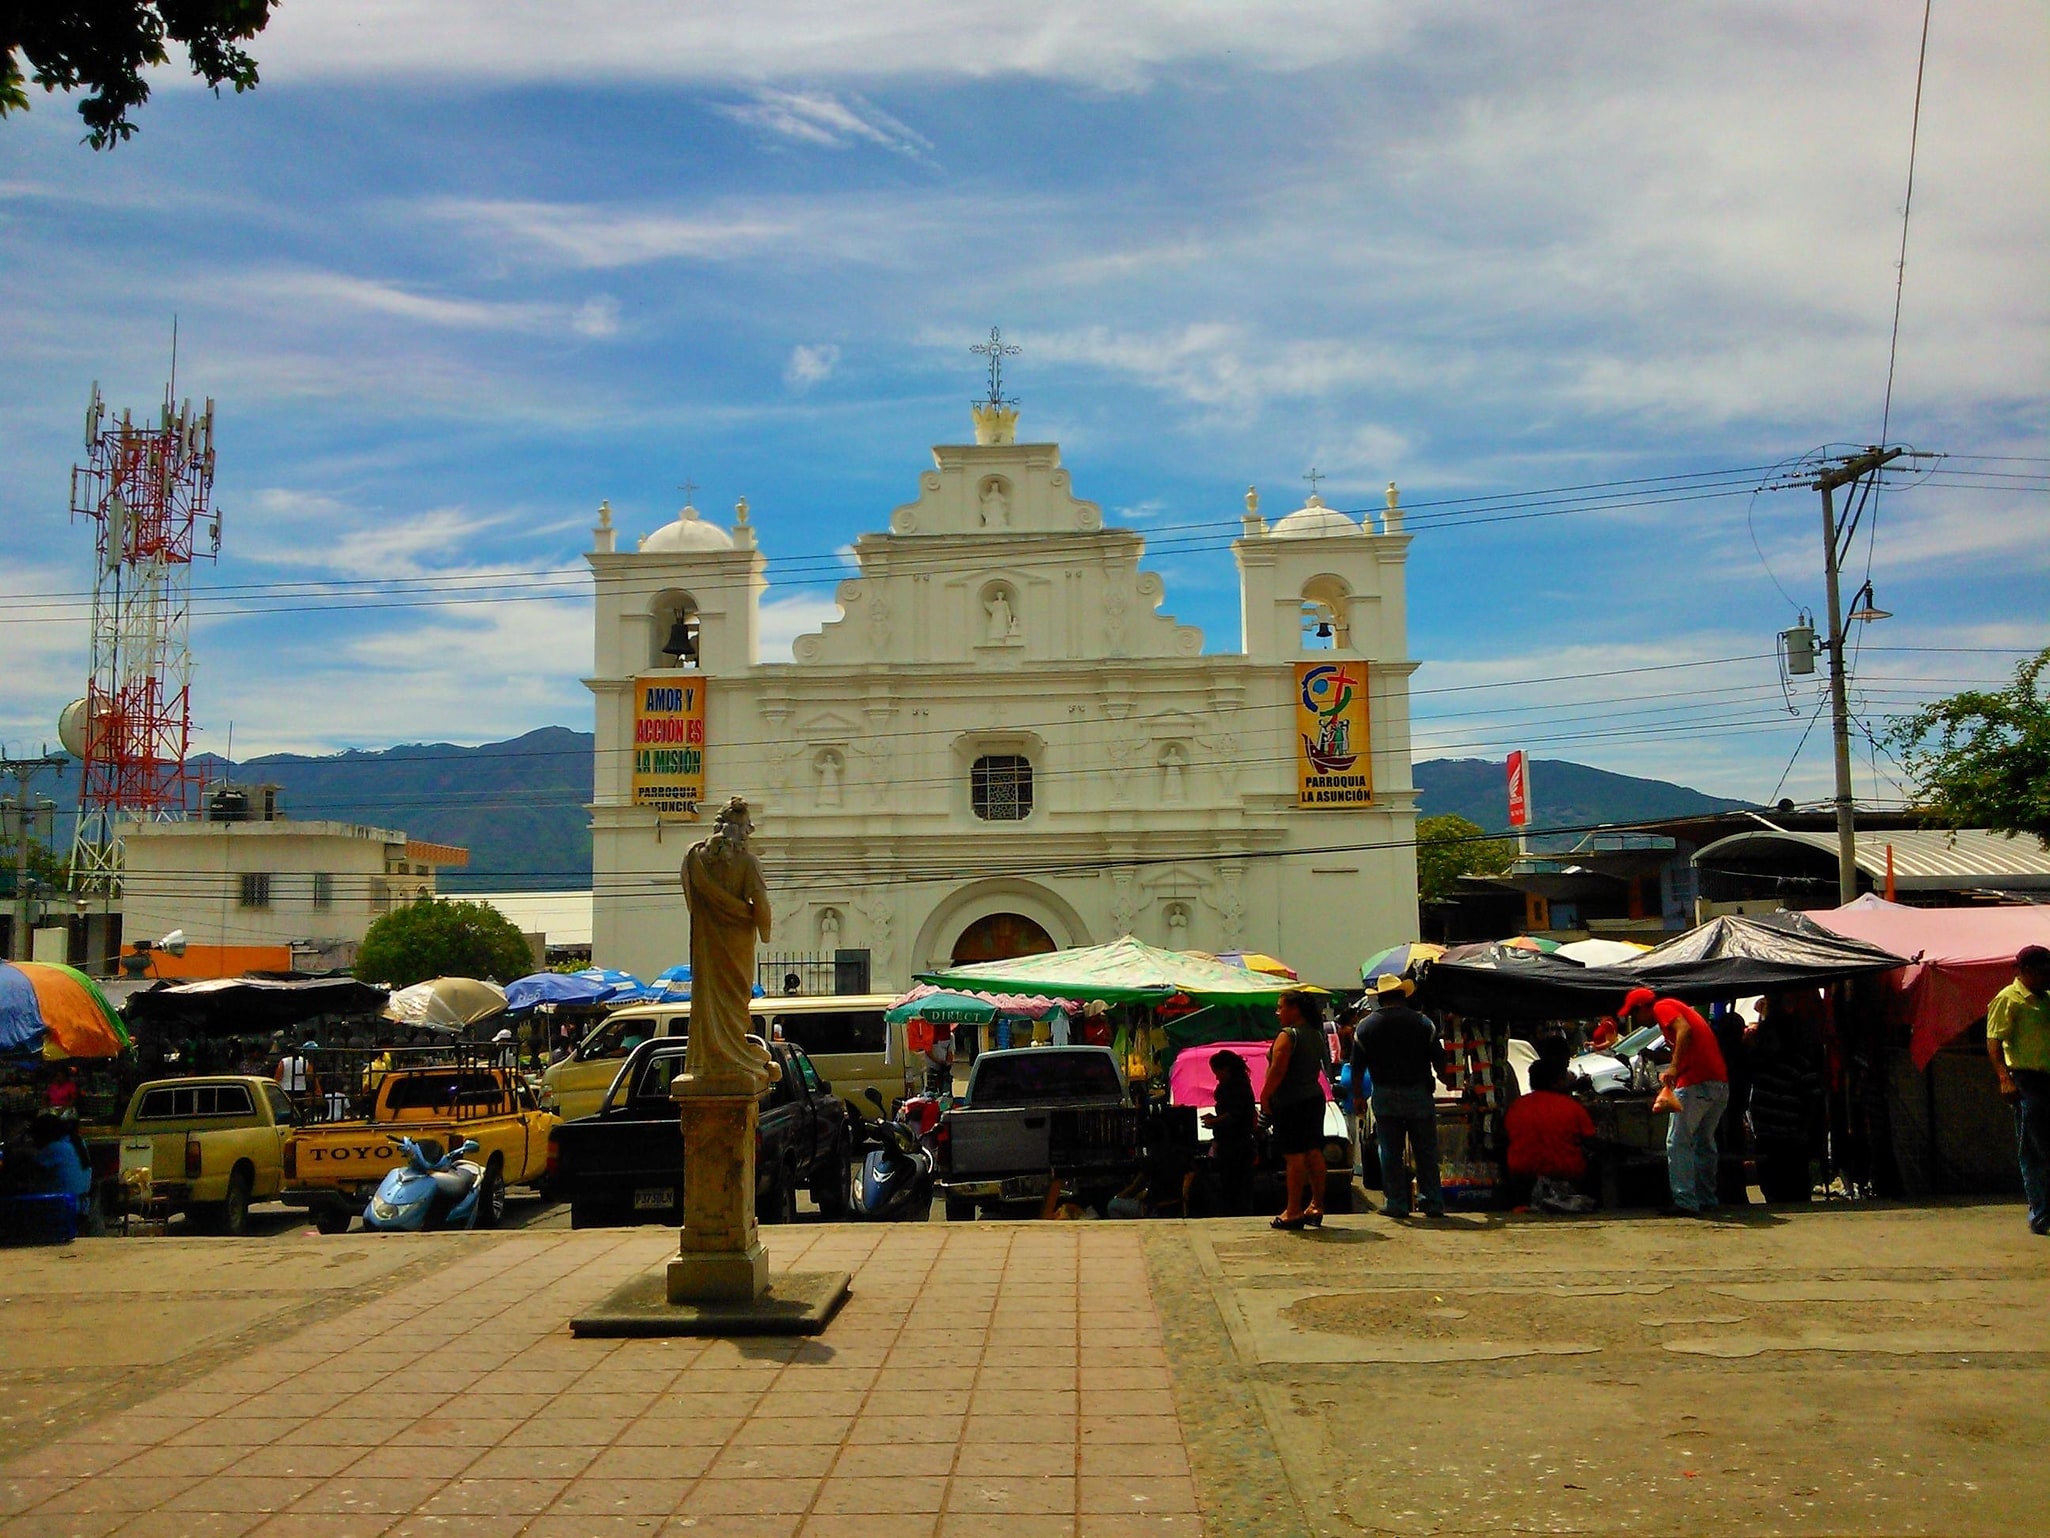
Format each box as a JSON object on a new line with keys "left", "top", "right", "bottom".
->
{"left": 2014, "top": 1070, "right": 2050, "bottom": 1234}
{"left": 1372, "top": 1086, "right": 1443, "bottom": 1216}
{"left": 1665, "top": 1081, "right": 1728, "bottom": 1212}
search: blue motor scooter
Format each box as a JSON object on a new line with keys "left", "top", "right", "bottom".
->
{"left": 363, "top": 1135, "right": 487, "bottom": 1232}
{"left": 854, "top": 1089, "right": 936, "bottom": 1222}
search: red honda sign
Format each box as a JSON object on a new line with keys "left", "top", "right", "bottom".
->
{"left": 1507, "top": 751, "right": 1530, "bottom": 829}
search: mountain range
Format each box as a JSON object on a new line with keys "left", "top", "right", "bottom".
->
{"left": 13, "top": 732, "right": 1748, "bottom": 889}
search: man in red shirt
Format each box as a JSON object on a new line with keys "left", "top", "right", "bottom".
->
{"left": 1619, "top": 987, "right": 1729, "bottom": 1216}
{"left": 1504, "top": 1061, "right": 1598, "bottom": 1210}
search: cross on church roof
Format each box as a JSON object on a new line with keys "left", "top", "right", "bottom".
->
{"left": 1303, "top": 467, "right": 1325, "bottom": 497}
{"left": 677, "top": 477, "right": 699, "bottom": 506}
{"left": 971, "top": 326, "right": 1021, "bottom": 410}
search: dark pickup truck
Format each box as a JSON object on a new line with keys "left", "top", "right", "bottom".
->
{"left": 547, "top": 1037, "right": 853, "bottom": 1229}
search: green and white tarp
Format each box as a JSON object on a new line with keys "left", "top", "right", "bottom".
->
{"left": 919, "top": 935, "right": 1306, "bottom": 1007}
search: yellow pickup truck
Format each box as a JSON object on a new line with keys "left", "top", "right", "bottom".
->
{"left": 283, "top": 1064, "right": 556, "bottom": 1234}
{"left": 108, "top": 1076, "right": 300, "bottom": 1236}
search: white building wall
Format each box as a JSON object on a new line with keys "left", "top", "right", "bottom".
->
{"left": 588, "top": 430, "right": 1419, "bottom": 992}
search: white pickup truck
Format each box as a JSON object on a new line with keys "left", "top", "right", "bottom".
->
{"left": 935, "top": 1046, "right": 1140, "bottom": 1220}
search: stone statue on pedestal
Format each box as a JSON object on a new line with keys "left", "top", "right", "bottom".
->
{"left": 678, "top": 797, "right": 779, "bottom": 1096}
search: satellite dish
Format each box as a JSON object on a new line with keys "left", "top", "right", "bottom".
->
{"left": 57, "top": 698, "right": 91, "bottom": 758}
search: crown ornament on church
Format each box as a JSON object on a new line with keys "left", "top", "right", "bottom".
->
{"left": 970, "top": 326, "right": 1020, "bottom": 446}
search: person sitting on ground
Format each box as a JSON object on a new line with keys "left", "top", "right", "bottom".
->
{"left": 1261, "top": 991, "right": 1333, "bottom": 1230}
{"left": 1356, "top": 973, "right": 1453, "bottom": 1219}
{"left": 1503, "top": 1060, "right": 1598, "bottom": 1212}
{"left": 27, "top": 1112, "right": 92, "bottom": 1203}
{"left": 1203, "top": 1050, "right": 1259, "bottom": 1217}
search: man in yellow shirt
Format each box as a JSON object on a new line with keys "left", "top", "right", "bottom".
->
{"left": 1985, "top": 945, "right": 2050, "bottom": 1236}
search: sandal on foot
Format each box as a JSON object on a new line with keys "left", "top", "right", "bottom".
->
{"left": 1270, "top": 1215, "right": 1307, "bottom": 1231}
{"left": 1303, "top": 1210, "right": 1324, "bottom": 1228}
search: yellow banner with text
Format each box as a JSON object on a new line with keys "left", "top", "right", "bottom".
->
{"left": 1295, "top": 660, "right": 1372, "bottom": 808}
{"left": 632, "top": 674, "right": 706, "bottom": 818}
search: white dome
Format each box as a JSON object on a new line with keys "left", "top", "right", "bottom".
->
{"left": 1268, "top": 494, "right": 1361, "bottom": 539}
{"left": 638, "top": 504, "right": 733, "bottom": 553}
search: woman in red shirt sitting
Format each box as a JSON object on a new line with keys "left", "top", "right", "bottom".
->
{"left": 1505, "top": 1061, "right": 1598, "bottom": 1212}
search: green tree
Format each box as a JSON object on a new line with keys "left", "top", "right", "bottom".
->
{"left": 1884, "top": 646, "right": 2050, "bottom": 846}
{"left": 1415, "top": 813, "right": 1514, "bottom": 903}
{"left": 3, "top": 2, "right": 277, "bottom": 149}
{"left": 353, "top": 897, "right": 535, "bottom": 990}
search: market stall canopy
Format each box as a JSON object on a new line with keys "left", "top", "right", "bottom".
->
{"left": 384, "top": 976, "right": 508, "bottom": 1030}
{"left": 1631, "top": 913, "right": 1909, "bottom": 994}
{"left": 921, "top": 936, "right": 1311, "bottom": 1006}
{"left": 1810, "top": 895, "right": 2050, "bottom": 1067}
{"left": 649, "top": 966, "right": 692, "bottom": 1003}
{"left": 886, "top": 991, "right": 997, "bottom": 1026}
{"left": 1417, "top": 947, "right": 1646, "bottom": 1019}
{"left": 0, "top": 961, "right": 129, "bottom": 1060}
{"left": 1212, "top": 951, "right": 1300, "bottom": 980}
{"left": 1419, "top": 913, "right": 1909, "bottom": 1019}
{"left": 123, "top": 975, "right": 388, "bottom": 1035}
{"left": 1555, "top": 938, "right": 1652, "bottom": 967}
{"left": 1167, "top": 1040, "right": 1332, "bottom": 1107}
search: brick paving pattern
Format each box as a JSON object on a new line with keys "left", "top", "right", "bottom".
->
{"left": 1, "top": 1225, "right": 1204, "bottom": 1538}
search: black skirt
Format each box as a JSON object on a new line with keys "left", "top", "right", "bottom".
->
{"left": 1269, "top": 1098, "right": 1327, "bottom": 1156}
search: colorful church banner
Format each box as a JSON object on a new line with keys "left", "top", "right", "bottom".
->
{"left": 1295, "top": 661, "right": 1372, "bottom": 808}
{"left": 632, "top": 675, "right": 706, "bottom": 818}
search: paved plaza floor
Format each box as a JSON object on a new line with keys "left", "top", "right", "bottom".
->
{"left": 1, "top": 1199, "right": 2043, "bottom": 1537}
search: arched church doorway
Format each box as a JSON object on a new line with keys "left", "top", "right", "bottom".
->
{"left": 951, "top": 912, "right": 1056, "bottom": 966}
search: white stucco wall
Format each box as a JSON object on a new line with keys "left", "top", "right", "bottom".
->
{"left": 587, "top": 427, "right": 1419, "bottom": 992}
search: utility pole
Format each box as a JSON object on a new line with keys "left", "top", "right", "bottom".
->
{"left": 1809, "top": 447, "right": 1904, "bottom": 906}
{"left": 2, "top": 751, "right": 68, "bottom": 961}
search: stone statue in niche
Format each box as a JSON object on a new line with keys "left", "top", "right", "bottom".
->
{"left": 678, "top": 797, "right": 778, "bottom": 1095}
{"left": 1166, "top": 902, "right": 1190, "bottom": 948}
{"left": 1160, "top": 742, "right": 1188, "bottom": 803}
{"left": 818, "top": 907, "right": 842, "bottom": 950}
{"left": 983, "top": 586, "right": 1021, "bottom": 645}
{"left": 816, "top": 749, "right": 843, "bottom": 807}
{"left": 979, "top": 478, "right": 1010, "bottom": 529}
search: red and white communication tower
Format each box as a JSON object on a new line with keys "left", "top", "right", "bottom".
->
{"left": 63, "top": 379, "right": 221, "bottom": 893}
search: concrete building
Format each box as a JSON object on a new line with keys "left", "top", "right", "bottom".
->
{"left": 586, "top": 407, "right": 1420, "bottom": 991}
{"left": 118, "top": 803, "right": 466, "bottom": 978}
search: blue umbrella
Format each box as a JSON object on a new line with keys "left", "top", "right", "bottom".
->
{"left": 503, "top": 968, "right": 650, "bottom": 1012}
{"left": 574, "top": 967, "right": 653, "bottom": 1004}
{"left": 650, "top": 965, "right": 692, "bottom": 1002}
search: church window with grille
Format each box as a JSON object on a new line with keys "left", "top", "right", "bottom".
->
{"left": 971, "top": 755, "right": 1034, "bottom": 822}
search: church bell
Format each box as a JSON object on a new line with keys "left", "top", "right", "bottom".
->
{"left": 661, "top": 616, "right": 699, "bottom": 665}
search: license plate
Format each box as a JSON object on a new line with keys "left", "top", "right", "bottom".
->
{"left": 633, "top": 1187, "right": 675, "bottom": 1211}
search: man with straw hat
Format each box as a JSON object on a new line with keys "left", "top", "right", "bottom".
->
{"left": 1356, "top": 974, "right": 1452, "bottom": 1218}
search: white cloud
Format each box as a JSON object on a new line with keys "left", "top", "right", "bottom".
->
{"left": 783, "top": 343, "right": 841, "bottom": 391}
{"left": 757, "top": 594, "right": 847, "bottom": 662}
{"left": 572, "top": 296, "right": 622, "bottom": 338}
{"left": 718, "top": 89, "right": 932, "bottom": 157}
{"left": 251, "top": 1, "right": 1418, "bottom": 91}
{"left": 421, "top": 199, "right": 800, "bottom": 271}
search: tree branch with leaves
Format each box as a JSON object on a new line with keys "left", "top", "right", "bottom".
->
{"left": 3, "top": 2, "right": 277, "bottom": 148}
{"left": 1883, "top": 646, "right": 2050, "bottom": 847}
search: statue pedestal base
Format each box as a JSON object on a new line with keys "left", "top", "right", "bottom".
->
{"left": 668, "top": 1089, "right": 766, "bottom": 1304}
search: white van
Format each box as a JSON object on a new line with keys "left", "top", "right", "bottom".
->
{"left": 540, "top": 993, "right": 904, "bottom": 1123}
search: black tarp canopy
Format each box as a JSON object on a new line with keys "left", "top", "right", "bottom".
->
{"left": 1415, "top": 913, "right": 1909, "bottom": 1020}
{"left": 122, "top": 976, "right": 389, "bottom": 1036}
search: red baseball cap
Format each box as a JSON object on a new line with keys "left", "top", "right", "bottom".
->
{"left": 1619, "top": 987, "right": 1657, "bottom": 1017}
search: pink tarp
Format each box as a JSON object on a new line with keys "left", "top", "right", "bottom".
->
{"left": 1809, "top": 895, "right": 2050, "bottom": 1067}
{"left": 1166, "top": 1040, "right": 1332, "bottom": 1108}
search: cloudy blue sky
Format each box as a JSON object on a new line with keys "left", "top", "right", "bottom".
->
{"left": 2, "top": 1, "right": 2043, "bottom": 809}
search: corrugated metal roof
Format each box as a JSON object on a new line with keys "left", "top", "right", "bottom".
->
{"left": 1693, "top": 828, "right": 2050, "bottom": 889}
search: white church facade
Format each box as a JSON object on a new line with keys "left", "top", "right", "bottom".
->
{"left": 585, "top": 405, "right": 1420, "bottom": 992}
